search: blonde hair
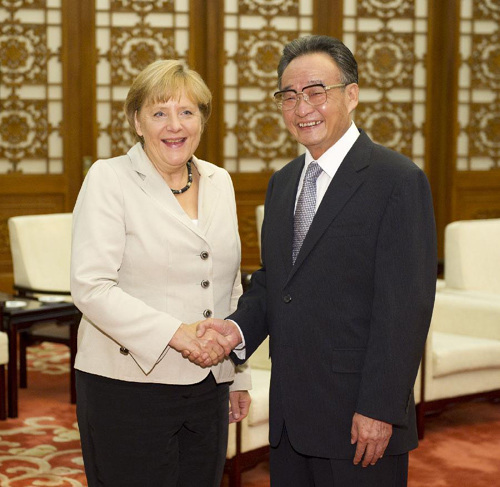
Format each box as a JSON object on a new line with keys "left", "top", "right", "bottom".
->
{"left": 124, "top": 60, "right": 212, "bottom": 143}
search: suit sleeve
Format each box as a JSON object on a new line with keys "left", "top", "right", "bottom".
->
{"left": 227, "top": 174, "right": 277, "bottom": 364}
{"left": 355, "top": 167, "right": 437, "bottom": 426}
{"left": 224, "top": 170, "right": 253, "bottom": 391}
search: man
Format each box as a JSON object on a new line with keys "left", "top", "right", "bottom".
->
{"left": 198, "top": 35, "right": 437, "bottom": 486}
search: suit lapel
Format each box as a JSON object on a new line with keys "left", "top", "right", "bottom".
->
{"left": 287, "top": 132, "right": 373, "bottom": 280}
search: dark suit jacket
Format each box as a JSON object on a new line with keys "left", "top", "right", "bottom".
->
{"left": 230, "top": 130, "right": 437, "bottom": 459}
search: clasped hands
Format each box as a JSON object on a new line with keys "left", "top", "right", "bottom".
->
{"left": 169, "top": 319, "right": 241, "bottom": 368}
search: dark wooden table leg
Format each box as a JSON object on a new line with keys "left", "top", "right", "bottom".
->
{"left": 7, "top": 324, "right": 18, "bottom": 418}
{"left": 0, "top": 365, "right": 6, "bottom": 420}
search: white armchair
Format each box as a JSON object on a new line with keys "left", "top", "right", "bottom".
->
{"left": 7, "top": 213, "right": 78, "bottom": 403}
{"left": 415, "top": 218, "right": 500, "bottom": 438}
{"left": 225, "top": 339, "right": 270, "bottom": 487}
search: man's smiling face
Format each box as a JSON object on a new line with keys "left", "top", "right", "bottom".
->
{"left": 280, "top": 52, "right": 359, "bottom": 160}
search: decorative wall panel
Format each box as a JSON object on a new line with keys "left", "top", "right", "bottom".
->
{"left": 0, "top": 0, "right": 63, "bottom": 174}
{"left": 94, "top": 0, "right": 190, "bottom": 161}
{"left": 457, "top": 0, "right": 500, "bottom": 170}
{"left": 342, "top": 0, "right": 428, "bottom": 169}
{"left": 222, "top": 0, "right": 314, "bottom": 173}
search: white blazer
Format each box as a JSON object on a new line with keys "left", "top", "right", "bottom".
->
{"left": 71, "top": 143, "right": 251, "bottom": 390}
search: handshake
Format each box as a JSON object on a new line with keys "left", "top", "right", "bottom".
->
{"left": 169, "top": 318, "right": 243, "bottom": 367}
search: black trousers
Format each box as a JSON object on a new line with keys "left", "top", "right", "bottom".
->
{"left": 270, "top": 426, "right": 408, "bottom": 487}
{"left": 76, "top": 371, "right": 229, "bottom": 487}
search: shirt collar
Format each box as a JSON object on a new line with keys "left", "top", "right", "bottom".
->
{"left": 304, "top": 122, "right": 360, "bottom": 178}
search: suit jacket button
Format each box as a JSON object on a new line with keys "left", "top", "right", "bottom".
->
{"left": 201, "top": 280, "right": 210, "bottom": 288}
{"left": 120, "top": 346, "right": 129, "bottom": 355}
{"left": 203, "top": 309, "right": 212, "bottom": 318}
{"left": 200, "top": 251, "right": 209, "bottom": 260}
{"left": 283, "top": 294, "right": 292, "bottom": 303}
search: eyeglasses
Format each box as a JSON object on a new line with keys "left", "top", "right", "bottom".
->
{"left": 273, "top": 83, "right": 346, "bottom": 110}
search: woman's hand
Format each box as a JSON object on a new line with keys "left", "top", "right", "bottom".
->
{"left": 169, "top": 322, "right": 232, "bottom": 367}
{"left": 229, "top": 390, "right": 251, "bottom": 423}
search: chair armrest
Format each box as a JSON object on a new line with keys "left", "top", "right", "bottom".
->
{"left": 14, "top": 285, "right": 71, "bottom": 297}
{"left": 430, "top": 291, "right": 500, "bottom": 340}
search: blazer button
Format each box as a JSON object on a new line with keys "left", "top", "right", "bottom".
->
{"left": 120, "top": 346, "right": 129, "bottom": 355}
{"left": 201, "top": 280, "right": 210, "bottom": 288}
{"left": 200, "top": 251, "right": 209, "bottom": 260}
{"left": 283, "top": 294, "right": 292, "bottom": 303}
{"left": 203, "top": 309, "right": 212, "bottom": 318}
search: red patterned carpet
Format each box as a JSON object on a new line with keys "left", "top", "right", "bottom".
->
{"left": 1, "top": 343, "right": 500, "bottom": 486}
{"left": 408, "top": 400, "right": 500, "bottom": 487}
{"left": 0, "top": 343, "right": 85, "bottom": 486}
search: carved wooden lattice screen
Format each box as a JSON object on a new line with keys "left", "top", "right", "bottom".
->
{"left": 457, "top": 0, "right": 500, "bottom": 171}
{"left": 453, "top": 0, "right": 500, "bottom": 222}
{"left": 342, "top": 0, "right": 428, "bottom": 171}
{"left": 0, "top": 0, "right": 69, "bottom": 291}
{"left": 0, "top": 0, "right": 64, "bottom": 174}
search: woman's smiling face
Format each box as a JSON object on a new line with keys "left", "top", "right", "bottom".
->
{"left": 134, "top": 92, "right": 202, "bottom": 173}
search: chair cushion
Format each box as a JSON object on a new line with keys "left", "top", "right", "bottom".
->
{"left": 246, "top": 368, "right": 271, "bottom": 427}
{"left": 433, "top": 331, "right": 500, "bottom": 378}
{"left": 444, "top": 218, "right": 500, "bottom": 295}
{"left": 0, "top": 331, "right": 8, "bottom": 364}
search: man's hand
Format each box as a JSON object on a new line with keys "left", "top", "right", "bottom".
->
{"left": 229, "top": 390, "right": 251, "bottom": 423}
{"left": 196, "top": 318, "right": 243, "bottom": 351}
{"left": 169, "top": 322, "right": 231, "bottom": 367}
{"left": 351, "top": 412, "right": 392, "bottom": 467}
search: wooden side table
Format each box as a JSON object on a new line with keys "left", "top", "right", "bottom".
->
{"left": 0, "top": 294, "right": 81, "bottom": 418}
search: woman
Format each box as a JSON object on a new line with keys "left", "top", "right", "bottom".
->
{"left": 71, "top": 60, "right": 251, "bottom": 486}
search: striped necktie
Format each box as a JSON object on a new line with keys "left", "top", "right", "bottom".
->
{"left": 292, "top": 161, "right": 323, "bottom": 264}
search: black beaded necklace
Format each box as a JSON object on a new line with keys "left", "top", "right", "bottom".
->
{"left": 171, "top": 159, "right": 193, "bottom": 195}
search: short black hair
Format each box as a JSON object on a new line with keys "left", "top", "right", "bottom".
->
{"left": 277, "top": 35, "right": 358, "bottom": 89}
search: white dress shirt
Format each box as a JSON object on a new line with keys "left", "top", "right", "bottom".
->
{"left": 295, "top": 121, "right": 360, "bottom": 211}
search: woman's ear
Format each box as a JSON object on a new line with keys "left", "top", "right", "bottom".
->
{"left": 134, "top": 110, "right": 143, "bottom": 136}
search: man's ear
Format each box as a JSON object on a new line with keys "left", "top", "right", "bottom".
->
{"left": 346, "top": 83, "right": 359, "bottom": 114}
